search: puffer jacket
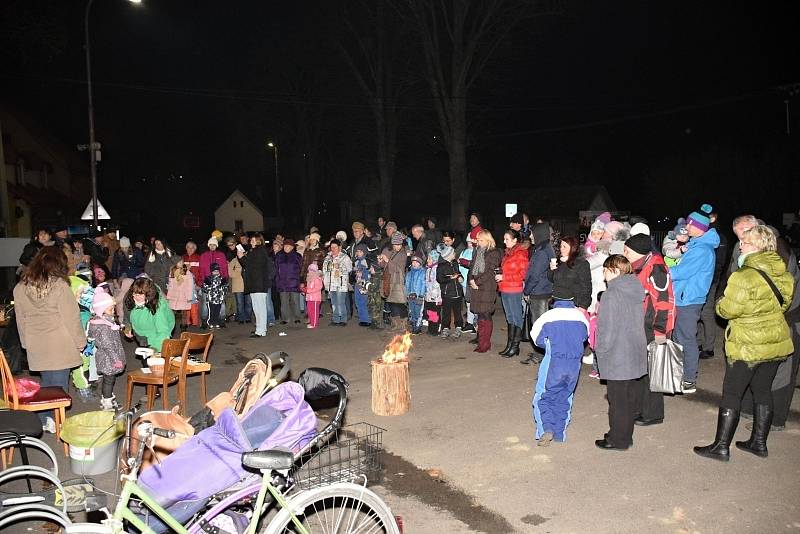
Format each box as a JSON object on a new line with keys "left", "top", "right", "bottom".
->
{"left": 716, "top": 251, "right": 794, "bottom": 363}
{"left": 499, "top": 244, "right": 528, "bottom": 293}
{"left": 322, "top": 252, "right": 353, "bottom": 293}
{"left": 670, "top": 228, "right": 719, "bottom": 306}
{"left": 275, "top": 251, "right": 303, "bottom": 292}
{"left": 436, "top": 259, "right": 465, "bottom": 299}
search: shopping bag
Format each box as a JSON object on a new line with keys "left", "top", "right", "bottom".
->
{"left": 647, "top": 339, "right": 684, "bottom": 394}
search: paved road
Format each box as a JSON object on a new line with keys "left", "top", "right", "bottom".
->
{"left": 32, "top": 315, "right": 800, "bottom": 533}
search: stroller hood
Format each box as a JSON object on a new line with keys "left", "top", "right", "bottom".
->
{"left": 139, "top": 381, "right": 317, "bottom": 507}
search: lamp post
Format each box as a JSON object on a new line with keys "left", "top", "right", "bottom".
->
{"left": 84, "top": 0, "right": 141, "bottom": 228}
{"left": 267, "top": 141, "right": 281, "bottom": 219}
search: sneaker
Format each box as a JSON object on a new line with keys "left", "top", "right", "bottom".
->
{"left": 451, "top": 327, "right": 462, "bottom": 339}
{"left": 100, "top": 396, "right": 118, "bottom": 411}
{"left": 42, "top": 416, "right": 56, "bottom": 434}
{"left": 538, "top": 431, "right": 554, "bottom": 447}
{"left": 306, "top": 324, "right": 315, "bottom": 329}
{"left": 439, "top": 328, "right": 450, "bottom": 339}
{"left": 588, "top": 370, "right": 600, "bottom": 380}
{"left": 681, "top": 381, "right": 697, "bottom": 393}
{"left": 462, "top": 324, "right": 476, "bottom": 333}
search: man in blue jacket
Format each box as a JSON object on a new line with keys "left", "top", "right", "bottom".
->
{"left": 670, "top": 204, "right": 720, "bottom": 392}
{"left": 521, "top": 223, "right": 555, "bottom": 364}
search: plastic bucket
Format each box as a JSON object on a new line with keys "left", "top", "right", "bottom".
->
{"left": 62, "top": 410, "right": 124, "bottom": 476}
{"left": 69, "top": 438, "right": 120, "bottom": 475}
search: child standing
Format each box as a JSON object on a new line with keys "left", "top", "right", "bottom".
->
{"left": 405, "top": 252, "right": 426, "bottom": 334}
{"left": 202, "top": 262, "right": 228, "bottom": 329}
{"left": 593, "top": 254, "right": 648, "bottom": 451}
{"left": 87, "top": 291, "right": 126, "bottom": 410}
{"left": 353, "top": 244, "right": 372, "bottom": 327}
{"left": 530, "top": 283, "right": 590, "bottom": 446}
{"left": 424, "top": 250, "right": 442, "bottom": 336}
{"left": 305, "top": 263, "right": 323, "bottom": 328}
{"left": 436, "top": 245, "right": 465, "bottom": 339}
{"left": 167, "top": 260, "right": 194, "bottom": 332}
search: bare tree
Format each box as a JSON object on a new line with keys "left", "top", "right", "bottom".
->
{"left": 403, "top": 0, "right": 528, "bottom": 230}
{"left": 337, "top": 0, "right": 416, "bottom": 219}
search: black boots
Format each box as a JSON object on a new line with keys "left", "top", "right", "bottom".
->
{"left": 693, "top": 407, "right": 740, "bottom": 462}
{"left": 736, "top": 404, "right": 772, "bottom": 458}
{"left": 500, "top": 325, "right": 521, "bottom": 358}
{"left": 498, "top": 324, "right": 513, "bottom": 355}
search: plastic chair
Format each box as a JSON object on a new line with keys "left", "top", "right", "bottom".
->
{"left": 0, "top": 349, "right": 72, "bottom": 456}
{"left": 125, "top": 338, "right": 190, "bottom": 415}
{"left": 178, "top": 331, "right": 214, "bottom": 405}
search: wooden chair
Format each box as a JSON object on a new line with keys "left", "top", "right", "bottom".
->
{"left": 0, "top": 349, "right": 72, "bottom": 456}
{"left": 179, "top": 332, "right": 214, "bottom": 405}
{"left": 125, "top": 338, "right": 190, "bottom": 415}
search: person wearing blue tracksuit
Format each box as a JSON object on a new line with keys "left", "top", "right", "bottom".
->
{"left": 405, "top": 253, "right": 427, "bottom": 333}
{"left": 531, "top": 285, "right": 589, "bottom": 446}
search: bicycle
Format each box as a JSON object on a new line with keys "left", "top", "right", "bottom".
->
{"left": 1, "top": 366, "right": 401, "bottom": 534}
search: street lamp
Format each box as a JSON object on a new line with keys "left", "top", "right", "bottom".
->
{"left": 83, "top": 0, "right": 141, "bottom": 229}
{"left": 267, "top": 141, "right": 281, "bottom": 219}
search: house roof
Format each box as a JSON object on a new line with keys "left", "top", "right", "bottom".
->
{"left": 215, "top": 189, "right": 265, "bottom": 216}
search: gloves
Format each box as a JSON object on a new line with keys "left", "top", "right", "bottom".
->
{"left": 407, "top": 293, "right": 417, "bottom": 300}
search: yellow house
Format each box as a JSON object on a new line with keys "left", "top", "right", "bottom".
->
{"left": 214, "top": 189, "right": 265, "bottom": 234}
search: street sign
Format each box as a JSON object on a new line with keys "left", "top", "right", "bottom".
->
{"left": 81, "top": 199, "right": 111, "bottom": 220}
{"left": 505, "top": 203, "right": 518, "bottom": 217}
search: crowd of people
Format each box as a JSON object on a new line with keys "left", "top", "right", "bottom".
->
{"left": 10, "top": 206, "right": 799, "bottom": 459}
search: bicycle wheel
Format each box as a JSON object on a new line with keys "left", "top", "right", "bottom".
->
{"left": 0, "top": 435, "right": 59, "bottom": 476}
{"left": 261, "top": 482, "right": 400, "bottom": 534}
{"left": 0, "top": 503, "right": 72, "bottom": 531}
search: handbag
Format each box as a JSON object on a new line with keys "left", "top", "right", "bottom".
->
{"left": 647, "top": 339, "right": 684, "bottom": 394}
{"left": 520, "top": 300, "right": 532, "bottom": 342}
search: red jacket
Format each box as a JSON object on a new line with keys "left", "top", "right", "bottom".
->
{"left": 499, "top": 244, "right": 529, "bottom": 293}
{"left": 199, "top": 250, "right": 229, "bottom": 281}
{"left": 183, "top": 253, "right": 202, "bottom": 288}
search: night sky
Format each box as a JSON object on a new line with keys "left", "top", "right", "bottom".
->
{"left": 1, "top": 0, "right": 798, "bottom": 238}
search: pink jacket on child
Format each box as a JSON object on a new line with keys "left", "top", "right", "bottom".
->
{"left": 167, "top": 275, "right": 194, "bottom": 311}
{"left": 305, "top": 276, "right": 323, "bottom": 302}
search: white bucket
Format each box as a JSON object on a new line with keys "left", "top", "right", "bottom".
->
{"left": 69, "top": 438, "right": 120, "bottom": 476}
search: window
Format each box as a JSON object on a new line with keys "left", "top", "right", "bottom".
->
{"left": 235, "top": 219, "right": 244, "bottom": 233}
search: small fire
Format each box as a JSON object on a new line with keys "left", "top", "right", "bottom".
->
{"left": 380, "top": 333, "right": 412, "bottom": 364}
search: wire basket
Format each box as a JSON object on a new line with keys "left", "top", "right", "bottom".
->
{"left": 292, "top": 422, "right": 384, "bottom": 491}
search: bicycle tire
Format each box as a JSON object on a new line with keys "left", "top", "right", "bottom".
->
{"left": 0, "top": 435, "right": 59, "bottom": 476}
{"left": 261, "top": 482, "right": 400, "bottom": 534}
{"left": 0, "top": 465, "right": 67, "bottom": 514}
{"left": 0, "top": 503, "right": 72, "bottom": 530}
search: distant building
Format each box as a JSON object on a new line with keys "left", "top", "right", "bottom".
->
{"left": 214, "top": 189, "right": 265, "bottom": 234}
{"left": 0, "top": 107, "right": 90, "bottom": 238}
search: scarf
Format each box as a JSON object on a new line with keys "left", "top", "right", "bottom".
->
{"left": 472, "top": 246, "right": 487, "bottom": 275}
{"left": 89, "top": 314, "right": 120, "bottom": 331}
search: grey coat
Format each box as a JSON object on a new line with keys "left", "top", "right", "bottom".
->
{"left": 595, "top": 274, "right": 648, "bottom": 381}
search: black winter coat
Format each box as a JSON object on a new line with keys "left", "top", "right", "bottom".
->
{"left": 436, "top": 259, "right": 465, "bottom": 299}
{"left": 240, "top": 246, "right": 275, "bottom": 293}
{"left": 548, "top": 258, "right": 592, "bottom": 309}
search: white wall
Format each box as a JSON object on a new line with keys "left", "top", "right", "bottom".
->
{"left": 214, "top": 191, "right": 265, "bottom": 233}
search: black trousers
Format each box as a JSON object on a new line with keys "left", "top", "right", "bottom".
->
{"left": 441, "top": 297, "right": 464, "bottom": 330}
{"left": 207, "top": 303, "right": 222, "bottom": 326}
{"left": 741, "top": 326, "right": 799, "bottom": 426}
{"left": 721, "top": 359, "right": 781, "bottom": 411}
{"left": 638, "top": 373, "right": 664, "bottom": 421}
{"left": 528, "top": 296, "right": 550, "bottom": 353}
{"left": 606, "top": 377, "right": 644, "bottom": 448}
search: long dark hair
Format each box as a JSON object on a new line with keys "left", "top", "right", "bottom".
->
{"left": 560, "top": 235, "right": 581, "bottom": 267}
{"left": 21, "top": 246, "right": 69, "bottom": 290}
{"left": 124, "top": 277, "right": 160, "bottom": 314}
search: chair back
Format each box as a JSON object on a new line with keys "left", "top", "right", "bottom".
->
{"left": 179, "top": 332, "right": 213, "bottom": 363}
{"left": 0, "top": 349, "right": 20, "bottom": 409}
{"left": 159, "top": 338, "right": 190, "bottom": 387}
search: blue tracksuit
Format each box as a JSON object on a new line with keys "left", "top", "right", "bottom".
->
{"left": 405, "top": 265, "right": 426, "bottom": 328}
{"left": 531, "top": 300, "right": 589, "bottom": 442}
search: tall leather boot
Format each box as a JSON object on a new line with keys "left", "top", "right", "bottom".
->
{"left": 498, "top": 324, "right": 513, "bottom": 355}
{"left": 693, "top": 407, "right": 740, "bottom": 462}
{"left": 474, "top": 318, "right": 493, "bottom": 353}
{"left": 735, "top": 404, "right": 772, "bottom": 458}
{"left": 500, "top": 325, "right": 521, "bottom": 358}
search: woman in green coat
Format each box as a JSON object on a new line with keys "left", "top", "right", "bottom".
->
{"left": 124, "top": 277, "right": 175, "bottom": 354}
{"left": 694, "top": 225, "right": 794, "bottom": 461}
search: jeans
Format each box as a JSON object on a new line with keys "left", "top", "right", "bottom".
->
{"left": 40, "top": 369, "right": 70, "bottom": 423}
{"left": 330, "top": 291, "right": 348, "bottom": 324}
{"left": 250, "top": 292, "right": 268, "bottom": 336}
{"left": 674, "top": 304, "right": 703, "bottom": 382}
{"left": 408, "top": 300, "right": 424, "bottom": 328}
{"left": 354, "top": 291, "right": 370, "bottom": 324}
{"left": 501, "top": 291, "right": 524, "bottom": 328}
{"left": 234, "top": 292, "right": 252, "bottom": 322}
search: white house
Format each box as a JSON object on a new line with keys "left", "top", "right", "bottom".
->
{"left": 214, "top": 189, "right": 265, "bottom": 234}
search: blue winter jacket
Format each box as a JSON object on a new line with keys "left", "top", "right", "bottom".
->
{"left": 524, "top": 243, "right": 555, "bottom": 297}
{"left": 531, "top": 300, "right": 589, "bottom": 358}
{"left": 670, "top": 228, "right": 720, "bottom": 306}
{"left": 405, "top": 266, "right": 426, "bottom": 298}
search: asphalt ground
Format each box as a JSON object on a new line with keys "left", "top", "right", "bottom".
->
{"left": 5, "top": 310, "right": 800, "bottom": 533}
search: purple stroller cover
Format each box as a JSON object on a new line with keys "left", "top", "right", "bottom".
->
{"left": 139, "top": 381, "right": 317, "bottom": 507}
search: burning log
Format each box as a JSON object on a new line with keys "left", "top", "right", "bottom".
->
{"left": 371, "top": 333, "right": 412, "bottom": 416}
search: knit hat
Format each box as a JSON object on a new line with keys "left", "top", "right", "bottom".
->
{"left": 686, "top": 204, "right": 713, "bottom": 233}
{"left": 308, "top": 232, "right": 321, "bottom": 243}
{"left": 390, "top": 232, "right": 404, "bottom": 245}
{"left": 672, "top": 217, "right": 688, "bottom": 238}
{"left": 595, "top": 212, "right": 612, "bottom": 225}
{"left": 208, "top": 237, "right": 219, "bottom": 247}
{"left": 427, "top": 250, "right": 440, "bottom": 263}
{"left": 307, "top": 263, "right": 319, "bottom": 273}
{"left": 211, "top": 230, "right": 223, "bottom": 240}
{"left": 119, "top": 236, "right": 131, "bottom": 248}
{"left": 630, "top": 222, "right": 651, "bottom": 236}
{"left": 92, "top": 290, "right": 115, "bottom": 317}
{"left": 410, "top": 252, "right": 425, "bottom": 265}
{"left": 603, "top": 221, "right": 625, "bottom": 239}
{"left": 590, "top": 219, "right": 606, "bottom": 233}
{"left": 438, "top": 245, "right": 455, "bottom": 260}
{"left": 335, "top": 230, "right": 348, "bottom": 242}
{"left": 510, "top": 212, "right": 524, "bottom": 225}
{"left": 352, "top": 221, "right": 365, "bottom": 231}
{"left": 210, "top": 262, "right": 220, "bottom": 272}
{"left": 354, "top": 243, "right": 369, "bottom": 257}
{"left": 625, "top": 233, "right": 652, "bottom": 255}
{"left": 385, "top": 221, "right": 398, "bottom": 231}
{"left": 283, "top": 238, "right": 295, "bottom": 247}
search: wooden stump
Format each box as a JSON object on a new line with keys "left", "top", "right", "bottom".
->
{"left": 371, "top": 360, "right": 410, "bottom": 416}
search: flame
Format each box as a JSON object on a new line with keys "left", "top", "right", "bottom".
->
{"left": 380, "top": 333, "right": 412, "bottom": 364}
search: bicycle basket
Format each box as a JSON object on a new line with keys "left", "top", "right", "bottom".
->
{"left": 291, "top": 422, "right": 384, "bottom": 491}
